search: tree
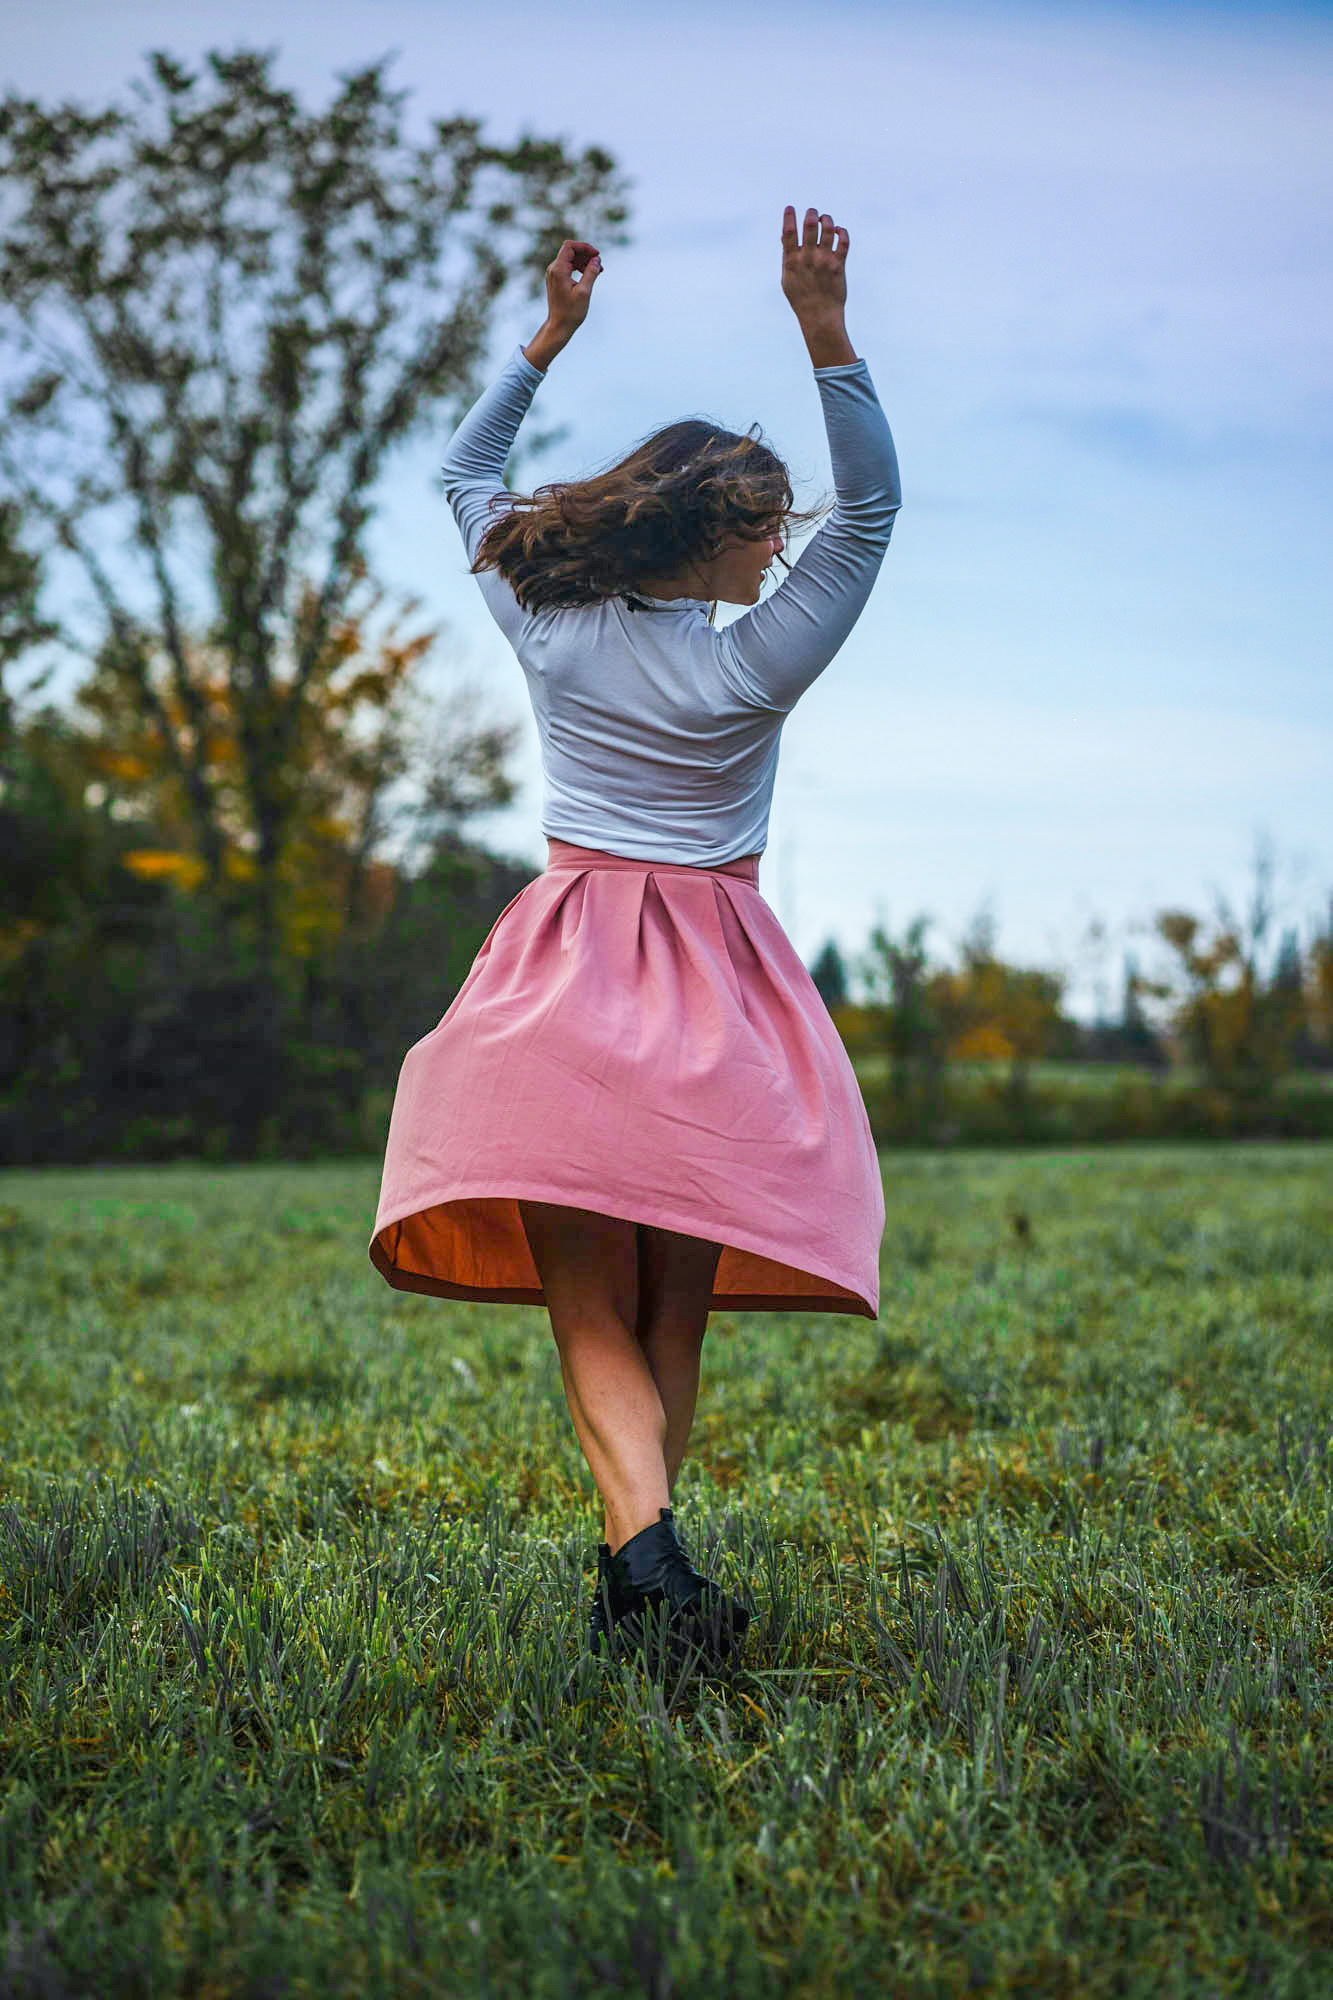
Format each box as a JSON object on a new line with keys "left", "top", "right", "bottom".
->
{"left": 1269, "top": 925, "right": 1310, "bottom": 1068}
{"left": 0, "top": 499, "right": 58, "bottom": 744}
{"left": 1119, "top": 951, "right": 1166, "bottom": 1067}
{"left": 1308, "top": 899, "right": 1333, "bottom": 1067}
{"left": 71, "top": 564, "right": 521, "bottom": 963}
{"left": 859, "top": 915, "right": 943, "bottom": 1115}
{"left": 1138, "top": 837, "right": 1306, "bottom": 1095}
{"left": 926, "top": 907, "right": 1067, "bottom": 1101}
{"left": 0, "top": 46, "right": 630, "bottom": 1141}
{"left": 808, "top": 936, "right": 848, "bottom": 1010}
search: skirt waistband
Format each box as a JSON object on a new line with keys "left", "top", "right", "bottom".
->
{"left": 544, "top": 836, "right": 760, "bottom": 886}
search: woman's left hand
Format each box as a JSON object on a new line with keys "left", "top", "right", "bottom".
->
{"left": 543, "top": 239, "right": 603, "bottom": 333}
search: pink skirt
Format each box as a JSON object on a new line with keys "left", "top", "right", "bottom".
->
{"left": 368, "top": 838, "right": 884, "bottom": 1318}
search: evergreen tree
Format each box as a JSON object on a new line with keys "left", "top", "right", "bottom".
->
{"left": 808, "top": 936, "right": 848, "bottom": 1010}
{"left": 1119, "top": 950, "right": 1163, "bottom": 1065}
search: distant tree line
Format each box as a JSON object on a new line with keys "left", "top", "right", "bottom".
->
{"left": 806, "top": 855, "right": 1333, "bottom": 1145}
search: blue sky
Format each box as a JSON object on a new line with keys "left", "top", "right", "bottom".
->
{"left": 7, "top": 0, "right": 1331, "bottom": 1016}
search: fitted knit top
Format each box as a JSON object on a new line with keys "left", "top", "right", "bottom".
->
{"left": 440, "top": 342, "right": 902, "bottom": 865}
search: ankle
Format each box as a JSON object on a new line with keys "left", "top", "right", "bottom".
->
{"left": 609, "top": 1508, "right": 705, "bottom": 1609}
{"left": 607, "top": 1501, "right": 670, "bottom": 1556}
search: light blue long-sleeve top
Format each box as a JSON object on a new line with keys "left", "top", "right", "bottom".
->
{"left": 440, "top": 343, "right": 902, "bottom": 865}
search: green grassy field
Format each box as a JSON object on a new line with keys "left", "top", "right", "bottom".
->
{"left": 1, "top": 1146, "right": 1331, "bottom": 1996}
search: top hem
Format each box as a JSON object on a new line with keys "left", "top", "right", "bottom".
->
{"left": 540, "top": 830, "right": 768, "bottom": 870}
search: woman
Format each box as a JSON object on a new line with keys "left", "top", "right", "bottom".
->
{"left": 370, "top": 204, "right": 902, "bottom": 1674}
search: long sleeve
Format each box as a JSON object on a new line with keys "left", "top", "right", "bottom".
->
{"left": 717, "top": 358, "right": 902, "bottom": 714}
{"left": 440, "top": 344, "right": 547, "bottom": 568}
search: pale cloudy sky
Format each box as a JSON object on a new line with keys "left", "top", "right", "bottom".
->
{"left": 7, "top": 0, "right": 1331, "bottom": 1016}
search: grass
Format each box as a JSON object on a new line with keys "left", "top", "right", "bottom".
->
{"left": 0, "top": 1144, "right": 1331, "bottom": 1996}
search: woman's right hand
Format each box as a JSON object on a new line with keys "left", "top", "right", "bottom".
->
{"left": 543, "top": 238, "right": 603, "bottom": 334}
{"left": 780, "top": 206, "right": 849, "bottom": 323}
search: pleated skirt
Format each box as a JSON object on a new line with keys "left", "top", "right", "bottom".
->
{"left": 368, "top": 837, "right": 884, "bottom": 1318}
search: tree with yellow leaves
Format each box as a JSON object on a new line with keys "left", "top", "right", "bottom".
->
{"left": 73, "top": 564, "right": 520, "bottom": 966}
{"left": 934, "top": 908, "right": 1068, "bottom": 1098}
{"left": 1134, "top": 841, "right": 1317, "bottom": 1097}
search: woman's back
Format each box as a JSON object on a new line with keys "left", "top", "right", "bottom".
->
{"left": 441, "top": 344, "right": 902, "bottom": 865}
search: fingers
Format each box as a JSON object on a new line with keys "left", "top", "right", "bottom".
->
{"left": 551, "top": 239, "right": 602, "bottom": 271}
{"left": 783, "top": 205, "right": 850, "bottom": 256}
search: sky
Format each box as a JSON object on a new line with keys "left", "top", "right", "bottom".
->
{"left": 5, "top": 0, "right": 1331, "bottom": 1017}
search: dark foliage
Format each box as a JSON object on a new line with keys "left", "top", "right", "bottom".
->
{"left": 1, "top": 804, "right": 537, "bottom": 1167}
{"left": 807, "top": 936, "right": 848, "bottom": 1011}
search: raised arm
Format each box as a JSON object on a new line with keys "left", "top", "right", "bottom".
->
{"left": 441, "top": 237, "right": 605, "bottom": 568}
{"left": 717, "top": 207, "right": 903, "bottom": 713}
{"left": 440, "top": 347, "right": 545, "bottom": 568}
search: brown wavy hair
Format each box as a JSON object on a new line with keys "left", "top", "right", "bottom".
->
{"left": 468, "top": 417, "right": 835, "bottom": 620}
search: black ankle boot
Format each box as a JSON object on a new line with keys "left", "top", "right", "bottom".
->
{"left": 588, "top": 1538, "right": 655, "bottom": 1656}
{"left": 608, "top": 1508, "right": 750, "bottom": 1671}
{"left": 588, "top": 1542, "right": 621, "bottom": 1655}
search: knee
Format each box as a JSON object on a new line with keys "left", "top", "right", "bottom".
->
{"left": 551, "top": 1300, "right": 642, "bottom": 1369}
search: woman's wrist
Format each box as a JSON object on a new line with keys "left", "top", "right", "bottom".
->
{"left": 799, "top": 315, "right": 857, "bottom": 369}
{"left": 522, "top": 320, "right": 574, "bottom": 373}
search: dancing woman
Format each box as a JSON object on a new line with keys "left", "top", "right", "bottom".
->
{"left": 370, "top": 205, "right": 902, "bottom": 1671}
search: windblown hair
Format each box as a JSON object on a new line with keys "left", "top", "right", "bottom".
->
{"left": 468, "top": 418, "right": 835, "bottom": 620}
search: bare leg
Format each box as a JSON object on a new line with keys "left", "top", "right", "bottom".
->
{"left": 519, "top": 1200, "right": 669, "bottom": 1554}
{"left": 635, "top": 1222, "right": 723, "bottom": 1503}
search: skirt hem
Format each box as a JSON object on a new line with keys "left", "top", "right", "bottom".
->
{"left": 368, "top": 1179, "right": 879, "bottom": 1321}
